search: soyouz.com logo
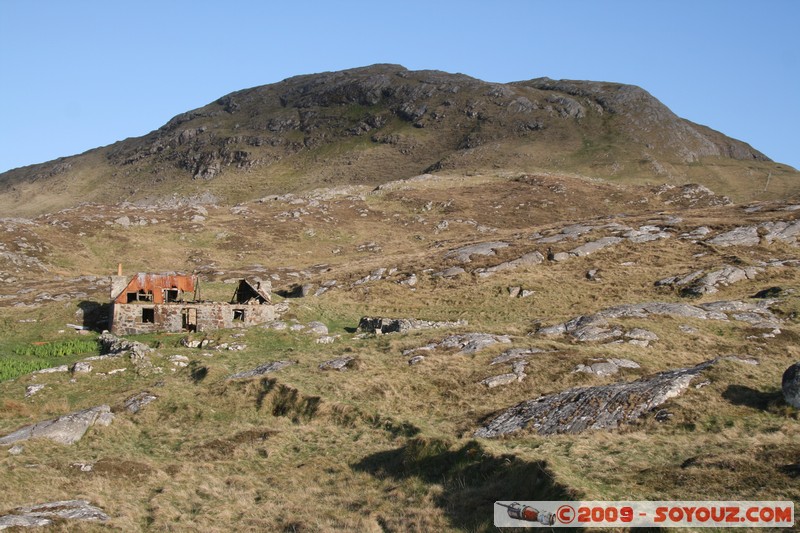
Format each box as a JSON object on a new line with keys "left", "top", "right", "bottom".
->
{"left": 494, "top": 501, "right": 795, "bottom": 528}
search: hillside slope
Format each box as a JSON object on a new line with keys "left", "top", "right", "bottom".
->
{"left": 1, "top": 65, "right": 796, "bottom": 216}
{"left": 0, "top": 173, "right": 799, "bottom": 530}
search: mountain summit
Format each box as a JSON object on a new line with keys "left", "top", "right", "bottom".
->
{"left": 0, "top": 64, "right": 795, "bottom": 214}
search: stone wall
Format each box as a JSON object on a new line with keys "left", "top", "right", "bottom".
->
{"left": 111, "top": 302, "right": 275, "bottom": 335}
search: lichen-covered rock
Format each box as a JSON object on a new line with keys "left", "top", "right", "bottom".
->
{"left": 0, "top": 405, "right": 114, "bottom": 446}
{"left": 444, "top": 241, "right": 509, "bottom": 263}
{"left": 574, "top": 358, "right": 640, "bottom": 376}
{"left": 475, "top": 360, "right": 715, "bottom": 437}
{"left": 481, "top": 373, "right": 522, "bottom": 388}
{"left": 357, "top": 316, "right": 466, "bottom": 334}
{"left": 125, "top": 392, "right": 158, "bottom": 414}
{"left": 477, "top": 251, "right": 544, "bottom": 277}
{"left": 0, "top": 499, "right": 109, "bottom": 529}
{"left": 490, "top": 348, "right": 547, "bottom": 365}
{"left": 98, "top": 332, "right": 152, "bottom": 357}
{"left": 24, "top": 385, "right": 45, "bottom": 398}
{"left": 707, "top": 226, "right": 760, "bottom": 247}
{"left": 70, "top": 361, "right": 92, "bottom": 374}
{"left": 412, "top": 333, "right": 512, "bottom": 355}
{"left": 569, "top": 236, "right": 623, "bottom": 257}
{"left": 657, "top": 265, "right": 762, "bottom": 296}
{"left": 537, "top": 300, "right": 781, "bottom": 344}
{"left": 319, "top": 357, "right": 356, "bottom": 371}
{"left": 432, "top": 266, "right": 466, "bottom": 278}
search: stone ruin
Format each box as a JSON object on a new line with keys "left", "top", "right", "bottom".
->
{"left": 109, "top": 268, "right": 275, "bottom": 335}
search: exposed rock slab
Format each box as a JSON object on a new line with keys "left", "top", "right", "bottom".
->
{"left": 657, "top": 265, "right": 762, "bottom": 296}
{"left": 481, "top": 373, "right": 522, "bottom": 388}
{"left": 574, "top": 358, "right": 640, "bottom": 376}
{"left": 490, "top": 348, "right": 547, "bottom": 365}
{"left": 319, "top": 357, "right": 356, "bottom": 371}
{"left": 477, "top": 251, "right": 544, "bottom": 277}
{"left": 707, "top": 220, "right": 800, "bottom": 247}
{"left": 0, "top": 405, "right": 114, "bottom": 446}
{"left": 569, "top": 236, "right": 624, "bottom": 257}
{"left": 407, "top": 333, "right": 512, "bottom": 356}
{"left": 432, "top": 266, "right": 466, "bottom": 278}
{"left": 0, "top": 499, "right": 109, "bottom": 529}
{"left": 124, "top": 392, "right": 158, "bottom": 414}
{"left": 475, "top": 360, "right": 714, "bottom": 437}
{"left": 537, "top": 300, "right": 780, "bottom": 342}
{"left": 444, "top": 242, "right": 509, "bottom": 263}
{"left": 227, "top": 361, "right": 296, "bottom": 379}
{"left": 357, "top": 316, "right": 466, "bottom": 334}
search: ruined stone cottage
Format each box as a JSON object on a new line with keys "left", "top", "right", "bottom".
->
{"left": 109, "top": 270, "right": 275, "bottom": 335}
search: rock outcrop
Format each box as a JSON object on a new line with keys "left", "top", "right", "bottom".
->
{"left": 227, "top": 361, "right": 296, "bottom": 380}
{"left": 573, "top": 358, "right": 640, "bottom": 376}
{"left": 537, "top": 300, "right": 781, "bottom": 342}
{"left": 0, "top": 500, "right": 109, "bottom": 529}
{"left": 404, "top": 333, "right": 512, "bottom": 357}
{"left": 475, "top": 360, "right": 714, "bottom": 437}
{"left": 0, "top": 405, "right": 114, "bottom": 446}
{"left": 124, "top": 392, "right": 158, "bottom": 414}
{"left": 707, "top": 220, "right": 800, "bottom": 247}
{"left": 319, "top": 357, "right": 356, "bottom": 371}
{"left": 444, "top": 242, "right": 509, "bottom": 263}
{"left": 656, "top": 265, "right": 762, "bottom": 296}
{"left": 357, "top": 316, "right": 466, "bottom": 334}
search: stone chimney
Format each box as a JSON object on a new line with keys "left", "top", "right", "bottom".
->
{"left": 110, "top": 263, "right": 129, "bottom": 301}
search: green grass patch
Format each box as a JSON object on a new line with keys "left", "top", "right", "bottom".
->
{"left": 0, "top": 358, "right": 63, "bottom": 381}
{"left": 13, "top": 338, "right": 99, "bottom": 358}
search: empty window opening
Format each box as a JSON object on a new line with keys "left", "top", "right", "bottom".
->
{"left": 142, "top": 308, "right": 155, "bottom": 323}
{"left": 182, "top": 308, "right": 197, "bottom": 332}
{"left": 233, "top": 309, "right": 245, "bottom": 322}
{"left": 164, "top": 289, "right": 180, "bottom": 302}
{"left": 128, "top": 290, "right": 154, "bottom": 303}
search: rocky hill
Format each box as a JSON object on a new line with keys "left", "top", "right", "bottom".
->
{"left": 1, "top": 169, "right": 799, "bottom": 529}
{"left": 1, "top": 65, "right": 797, "bottom": 216}
{"left": 0, "top": 66, "right": 799, "bottom": 531}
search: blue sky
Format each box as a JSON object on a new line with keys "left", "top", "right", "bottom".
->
{"left": 1, "top": 0, "right": 798, "bottom": 173}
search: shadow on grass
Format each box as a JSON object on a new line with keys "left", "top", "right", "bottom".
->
{"left": 352, "top": 437, "right": 572, "bottom": 531}
{"left": 722, "top": 384, "right": 783, "bottom": 411}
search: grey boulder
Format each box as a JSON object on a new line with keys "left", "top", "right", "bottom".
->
{"left": 782, "top": 362, "right": 800, "bottom": 409}
{"left": 0, "top": 405, "right": 114, "bottom": 446}
{"left": 0, "top": 499, "right": 109, "bottom": 529}
{"left": 475, "top": 360, "right": 714, "bottom": 437}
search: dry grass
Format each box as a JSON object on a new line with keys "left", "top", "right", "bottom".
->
{"left": 0, "top": 173, "right": 799, "bottom": 530}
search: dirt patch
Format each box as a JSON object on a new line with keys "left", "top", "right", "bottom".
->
{"left": 93, "top": 458, "right": 154, "bottom": 480}
{"left": 192, "top": 428, "right": 276, "bottom": 460}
